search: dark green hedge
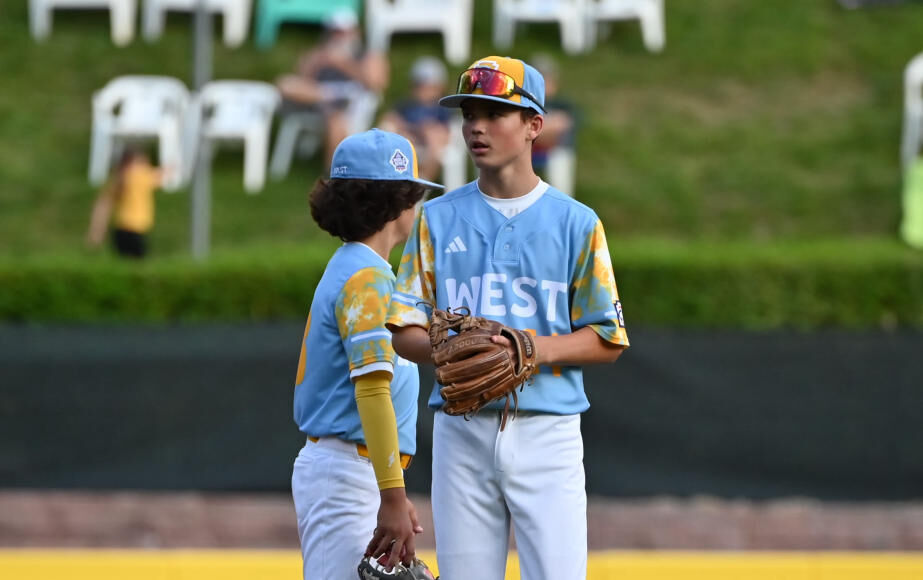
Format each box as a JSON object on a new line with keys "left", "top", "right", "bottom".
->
{"left": 0, "top": 251, "right": 324, "bottom": 323}
{"left": 2, "top": 240, "right": 922, "bottom": 329}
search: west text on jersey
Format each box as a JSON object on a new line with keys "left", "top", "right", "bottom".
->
{"left": 445, "top": 275, "right": 568, "bottom": 322}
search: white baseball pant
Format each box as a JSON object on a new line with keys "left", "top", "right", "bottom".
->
{"left": 291, "top": 437, "right": 379, "bottom": 580}
{"left": 431, "top": 410, "right": 587, "bottom": 580}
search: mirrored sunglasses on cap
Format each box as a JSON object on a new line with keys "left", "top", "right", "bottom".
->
{"left": 456, "top": 68, "right": 546, "bottom": 113}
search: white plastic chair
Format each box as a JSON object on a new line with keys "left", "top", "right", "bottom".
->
{"left": 545, "top": 147, "right": 576, "bottom": 196}
{"left": 269, "top": 110, "right": 324, "bottom": 180}
{"left": 88, "top": 75, "right": 191, "bottom": 191}
{"left": 142, "top": 0, "right": 252, "bottom": 47}
{"left": 365, "top": 0, "right": 473, "bottom": 66}
{"left": 194, "top": 80, "right": 280, "bottom": 193}
{"left": 585, "top": 0, "right": 665, "bottom": 53}
{"left": 30, "top": 0, "right": 137, "bottom": 45}
{"left": 493, "top": 0, "right": 588, "bottom": 56}
{"left": 440, "top": 114, "right": 469, "bottom": 192}
{"left": 901, "top": 52, "right": 923, "bottom": 176}
{"left": 269, "top": 90, "right": 380, "bottom": 179}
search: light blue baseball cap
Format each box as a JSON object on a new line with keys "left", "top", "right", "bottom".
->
{"left": 329, "top": 129, "right": 444, "bottom": 189}
{"left": 439, "top": 56, "right": 546, "bottom": 116}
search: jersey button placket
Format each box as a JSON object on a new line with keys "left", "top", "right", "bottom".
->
{"left": 494, "top": 223, "right": 516, "bottom": 262}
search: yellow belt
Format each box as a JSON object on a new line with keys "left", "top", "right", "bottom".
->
{"left": 308, "top": 436, "right": 413, "bottom": 469}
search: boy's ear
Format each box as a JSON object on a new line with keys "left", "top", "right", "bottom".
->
{"left": 527, "top": 113, "right": 544, "bottom": 141}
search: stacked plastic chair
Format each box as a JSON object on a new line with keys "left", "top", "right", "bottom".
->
{"left": 30, "top": 0, "right": 137, "bottom": 45}
{"left": 254, "top": 0, "right": 360, "bottom": 48}
{"left": 365, "top": 0, "right": 473, "bottom": 66}
{"left": 194, "top": 80, "right": 280, "bottom": 193}
{"left": 142, "top": 0, "right": 253, "bottom": 47}
{"left": 88, "top": 75, "right": 191, "bottom": 191}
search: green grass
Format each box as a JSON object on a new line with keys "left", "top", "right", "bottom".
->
{"left": 1, "top": 0, "right": 923, "bottom": 258}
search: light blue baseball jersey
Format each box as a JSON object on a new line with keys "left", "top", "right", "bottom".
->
{"left": 386, "top": 182, "right": 629, "bottom": 415}
{"left": 294, "top": 242, "right": 419, "bottom": 455}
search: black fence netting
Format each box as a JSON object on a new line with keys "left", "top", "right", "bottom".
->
{"left": 1, "top": 325, "right": 921, "bottom": 500}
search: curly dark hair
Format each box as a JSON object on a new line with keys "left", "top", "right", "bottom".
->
{"left": 309, "top": 178, "right": 429, "bottom": 242}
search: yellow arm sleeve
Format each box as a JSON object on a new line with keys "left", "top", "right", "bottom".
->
{"left": 354, "top": 370, "right": 405, "bottom": 490}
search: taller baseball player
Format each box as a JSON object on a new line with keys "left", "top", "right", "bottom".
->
{"left": 385, "top": 56, "right": 630, "bottom": 580}
{"left": 292, "top": 129, "right": 442, "bottom": 579}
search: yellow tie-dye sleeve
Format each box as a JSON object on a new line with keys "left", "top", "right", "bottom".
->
{"left": 336, "top": 266, "right": 397, "bottom": 373}
{"left": 386, "top": 209, "right": 435, "bottom": 328}
{"left": 571, "top": 219, "right": 630, "bottom": 347}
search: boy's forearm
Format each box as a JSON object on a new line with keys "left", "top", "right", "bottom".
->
{"left": 534, "top": 327, "right": 625, "bottom": 367}
{"left": 390, "top": 325, "right": 433, "bottom": 365}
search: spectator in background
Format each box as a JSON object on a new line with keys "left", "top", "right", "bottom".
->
{"left": 531, "top": 53, "right": 580, "bottom": 196}
{"left": 86, "top": 147, "right": 168, "bottom": 259}
{"left": 379, "top": 57, "right": 452, "bottom": 183}
{"left": 276, "top": 9, "right": 389, "bottom": 169}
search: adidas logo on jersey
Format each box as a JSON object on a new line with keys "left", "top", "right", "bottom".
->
{"left": 444, "top": 236, "right": 467, "bottom": 253}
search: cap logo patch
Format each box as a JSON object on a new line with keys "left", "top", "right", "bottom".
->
{"left": 475, "top": 60, "right": 500, "bottom": 70}
{"left": 390, "top": 149, "right": 409, "bottom": 173}
{"left": 331, "top": 165, "right": 349, "bottom": 176}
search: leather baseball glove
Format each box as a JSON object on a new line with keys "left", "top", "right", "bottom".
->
{"left": 429, "top": 307, "right": 537, "bottom": 430}
{"left": 358, "top": 555, "right": 438, "bottom": 580}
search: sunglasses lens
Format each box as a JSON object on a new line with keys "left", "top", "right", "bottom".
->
{"left": 457, "top": 70, "right": 476, "bottom": 94}
{"left": 477, "top": 70, "right": 514, "bottom": 97}
{"left": 457, "top": 69, "right": 514, "bottom": 98}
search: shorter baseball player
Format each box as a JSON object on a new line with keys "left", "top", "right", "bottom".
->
{"left": 386, "top": 56, "right": 630, "bottom": 580}
{"left": 292, "top": 129, "right": 442, "bottom": 579}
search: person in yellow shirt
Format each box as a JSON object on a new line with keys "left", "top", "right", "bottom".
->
{"left": 87, "top": 148, "right": 167, "bottom": 259}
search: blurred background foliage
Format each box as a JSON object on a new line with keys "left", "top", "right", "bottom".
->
{"left": 1, "top": 0, "right": 922, "bottom": 326}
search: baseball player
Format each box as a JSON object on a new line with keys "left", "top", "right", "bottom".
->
{"left": 292, "top": 129, "right": 442, "bottom": 579}
{"left": 385, "top": 56, "right": 630, "bottom": 580}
